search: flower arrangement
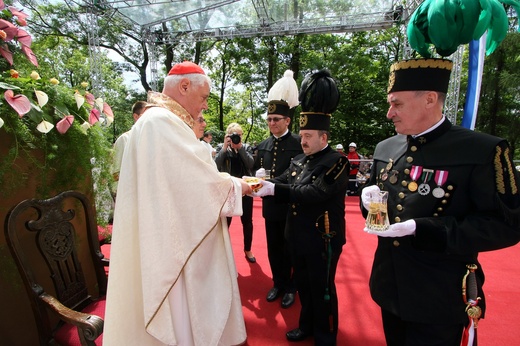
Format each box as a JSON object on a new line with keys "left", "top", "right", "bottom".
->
{"left": 0, "top": 2, "right": 115, "bottom": 202}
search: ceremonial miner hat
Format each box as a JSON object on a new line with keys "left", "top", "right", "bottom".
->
{"left": 168, "top": 61, "right": 206, "bottom": 75}
{"left": 299, "top": 69, "right": 339, "bottom": 131}
{"left": 387, "top": 58, "right": 453, "bottom": 94}
{"left": 267, "top": 70, "right": 299, "bottom": 117}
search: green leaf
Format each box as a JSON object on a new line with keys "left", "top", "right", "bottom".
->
{"left": 0, "top": 82, "right": 21, "bottom": 90}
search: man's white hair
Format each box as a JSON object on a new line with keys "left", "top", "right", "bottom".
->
{"left": 163, "top": 73, "right": 211, "bottom": 90}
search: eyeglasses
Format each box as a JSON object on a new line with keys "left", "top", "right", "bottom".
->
{"left": 196, "top": 117, "right": 206, "bottom": 123}
{"left": 266, "top": 117, "right": 285, "bottom": 123}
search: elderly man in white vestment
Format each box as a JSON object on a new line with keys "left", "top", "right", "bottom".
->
{"left": 103, "top": 61, "right": 250, "bottom": 346}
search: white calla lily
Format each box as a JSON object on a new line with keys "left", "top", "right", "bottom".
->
{"left": 74, "top": 93, "right": 85, "bottom": 109}
{"left": 95, "top": 97, "right": 104, "bottom": 109}
{"left": 34, "top": 90, "right": 49, "bottom": 108}
{"left": 105, "top": 116, "right": 114, "bottom": 126}
{"left": 36, "top": 120, "right": 54, "bottom": 134}
{"left": 0, "top": 117, "right": 4, "bottom": 129}
{"left": 80, "top": 121, "right": 91, "bottom": 134}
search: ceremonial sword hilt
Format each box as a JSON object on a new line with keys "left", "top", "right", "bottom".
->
{"left": 462, "top": 264, "right": 482, "bottom": 328}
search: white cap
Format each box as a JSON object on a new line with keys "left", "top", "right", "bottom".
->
{"left": 335, "top": 144, "right": 344, "bottom": 150}
{"left": 349, "top": 142, "right": 357, "bottom": 148}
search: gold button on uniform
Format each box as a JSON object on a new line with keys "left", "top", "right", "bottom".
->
{"left": 395, "top": 217, "right": 401, "bottom": 223}
{"left": 401, "top": 180, "right": 408, "bottom": 187}
{"left": 410, "top": 146, "right": 417, "bottom": 152}
{"left": 393, "top": 240, "right": 400, "bottom": 247}
{"left": 398, "top": 192, "right": 405, "bottom": 199}
{"left": 406, "top": 156, "right": 413, "bottom": 163}
{"left": 396, "top": 204, "right": 403, "bottom": 211}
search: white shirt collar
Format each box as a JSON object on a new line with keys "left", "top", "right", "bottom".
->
{"left": 273, "top": 129, "right": 289, "bottom": 139}
{"left": 413, "top": 116, "right": 445, "bottom": 138}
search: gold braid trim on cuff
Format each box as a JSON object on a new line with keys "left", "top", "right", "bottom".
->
{"left": 495, "top": 146, "right": 505, "bottom": 194}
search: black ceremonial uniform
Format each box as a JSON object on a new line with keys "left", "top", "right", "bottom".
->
{"left": 255, "top": 131, "right": 303, "bottom": 220}
{"left": 364, "top": 118, "right": 520, "bottom": 325}
{"left": 254, "top": 131, "right": 302, "bottom": 293}
{"left": 272, "top": 146, "right": 349, "bottom": 344}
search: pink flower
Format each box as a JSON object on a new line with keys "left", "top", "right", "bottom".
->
{"left": 16, "top": 29, "right": 31, "bottom": 47}
{"left": 85, "top": 92, "right": 95, "bottom": 106}
{"left": 0, "top": 19, "right": 17, "bottom": 41}
{"left": 0, "top": 44, "right": 13, "bottom": 65}
{"left": 89, "top": 108, "right": 100, "bottom": 125}
{"left": 56, "top": 115, "right": 75, "bottom": 134}
{"left": 4, "top": 89, "right": 31, "bottom": 117}
{"left": 8, "top": 7, "right": 28, "bottom": 27}
{"left": 21, "top": 44, "right": 38, "bottom": 66}
{"left": 103, "top": 102, "right": 114, "bottom": 118}
{"left": 15, "top": 17, "right": 26, "bottom": 26}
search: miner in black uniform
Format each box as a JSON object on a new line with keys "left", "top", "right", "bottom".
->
{"left": 254, "top": 70, "right": 302, "bottom": 309}
{"left": 254, "top": 69, "right": 349, "bottom": 345}
{"left": 360, "top": 58, "right": 520, "bottom": 346}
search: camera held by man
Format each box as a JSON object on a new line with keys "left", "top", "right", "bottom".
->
{"left": 229, "top": 132, "right": 241, "bottom": 144}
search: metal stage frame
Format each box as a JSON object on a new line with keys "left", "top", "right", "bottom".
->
{"left": 78, "top": 0, "right": 461, "bottom": 122}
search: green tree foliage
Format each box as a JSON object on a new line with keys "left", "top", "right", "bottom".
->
{"left": 18, "top": 1, "right": 520, "bottom": 160}
{"left": 21, "top": 0, "right": 152, "bottom": 91}
{"left": 476, "top": 32, "right": 520, "bottom": 157}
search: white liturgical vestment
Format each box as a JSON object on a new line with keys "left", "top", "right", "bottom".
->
{"left": 103, "top": 93, "right": 247, "bottom": 346}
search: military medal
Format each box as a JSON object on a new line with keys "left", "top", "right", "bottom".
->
{"left": 418, "top": 169, "right": 433, "bottom": 196}
{"left": 408, "top": 165, "right": 422, "bottom": 192}
{"left": 386, "top": 159, "right": 393, "bottom": 171}
{"left": 432, "top": 170, "right": 448, "bottom": 198}
{"left": 388, "top": 170, "right": 398, "bottom": 184}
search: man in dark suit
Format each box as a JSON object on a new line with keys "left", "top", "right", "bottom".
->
{"left": 254, "top": 70, "right": 302, "bottom": 309}
{"left": 361, "top": 58, "right": 520, "bottom": 346}
{"left": 254, "top": 69, "right": 349, "bottom": 345}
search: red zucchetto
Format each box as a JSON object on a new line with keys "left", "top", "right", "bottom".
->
{"left": 168, "top": 61, "right": 206, "bottom": 75}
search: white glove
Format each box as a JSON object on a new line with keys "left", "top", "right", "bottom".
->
{"left": 255, "top": 168, "right": 266, "bottom": 179}
{"left": 361, "top": 185, "right": 381, "bottom": 210}
{"left": 364, "top": 219, "right": 416, "bottom": 237}
{"left": 251, "top": 180, "right": 275, "bottom": 197}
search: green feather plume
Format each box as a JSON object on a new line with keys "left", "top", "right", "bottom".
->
{"left": 406, "top": 0, "right": 519, "bottom": 57}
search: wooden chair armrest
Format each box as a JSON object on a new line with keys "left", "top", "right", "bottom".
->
{"left": 40, "top": 292, "right": 103, "bottom": 344}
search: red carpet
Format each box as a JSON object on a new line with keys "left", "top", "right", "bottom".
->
{"left": 101, "top": 196, "right": 520, "bottom": 345}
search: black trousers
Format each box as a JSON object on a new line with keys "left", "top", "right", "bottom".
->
{"left": 264, "top": 219, "right": 294, "bottom": 292}
{"left": 227, "top": 195, "right": 254, "bottom": 251}
{"left": 292, "top": 249, "right": 341, "bottom": 346}
{"left": 347, "top": 174, "right": 358, "bottom": 195}
{"left": 381, "top": 309, "right": 465, "bottom": 346}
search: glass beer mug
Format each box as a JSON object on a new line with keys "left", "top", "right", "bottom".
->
{"left": 365, "top": 190, "right": 390, "bottom": 231}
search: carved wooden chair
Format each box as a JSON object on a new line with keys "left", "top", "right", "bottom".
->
{"left": 4, "top": 190, "right": 108, "bottom": 346}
